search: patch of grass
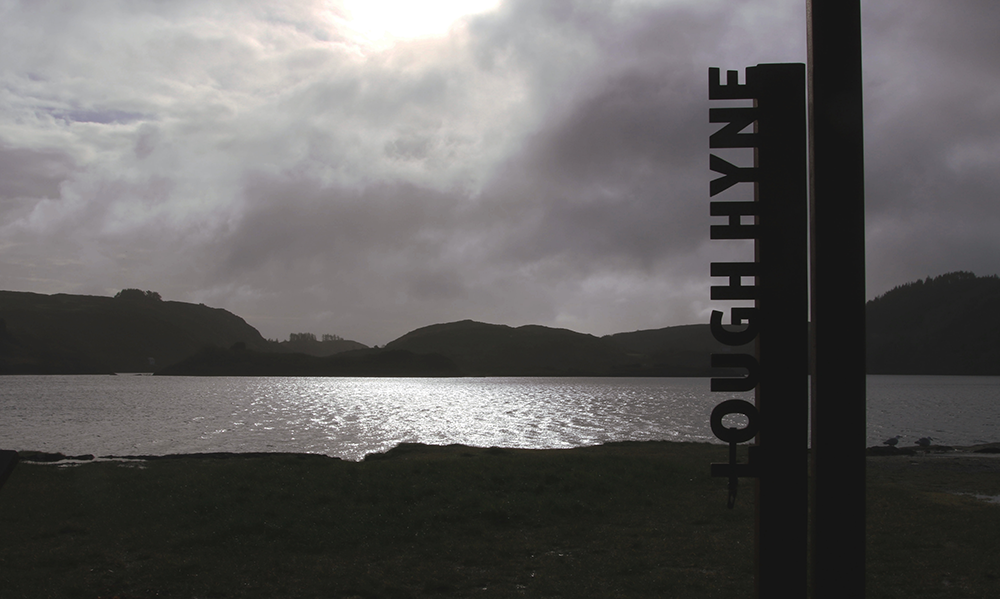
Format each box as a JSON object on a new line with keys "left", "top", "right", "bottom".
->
{"left": 0, "top": 443, "right": 753, "bottom": 598}
{"left": 866, "top": 455, "right": 1000, "bottom": 599}
{"left": 2, "top": 443, "right": 996, "bottom": 598}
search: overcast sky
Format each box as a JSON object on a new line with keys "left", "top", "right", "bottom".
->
{"left": 1, "top": 0, "right": 998, "bottom": 346}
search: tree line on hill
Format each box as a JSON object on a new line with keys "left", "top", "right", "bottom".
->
{"left": 865, "top": 271, "right": 1000, "bottom": 375}
{"left": 2, "top": 271, "right": 998, "bottom": 376}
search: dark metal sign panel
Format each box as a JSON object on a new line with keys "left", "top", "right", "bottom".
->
{"left": 708, "top": 63, "right": 808, "bottom": 598}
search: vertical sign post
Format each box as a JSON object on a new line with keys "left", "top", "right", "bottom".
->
{"left": 709, "top": 63, "right": 809, "bottom": 597}
{"left": 807, "top": 1, "right": 867, "bottom": 597}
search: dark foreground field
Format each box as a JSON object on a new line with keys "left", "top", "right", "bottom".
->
{"left": 1, "top": 442, "right": 998, "bottom": 598}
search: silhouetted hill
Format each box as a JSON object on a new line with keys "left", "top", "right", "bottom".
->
{"left": 275, "top": 336, "right": 367, "bottom": 357}
{"left": 10, "top": 271, "right": 995, "bottom": 377}
{"left": 158, "top": 319, "right": 750, "bottom": 377}
{"left": 2, "top": 291, "right": 750, "bottom": 377}
{"left": 384, "top": 320, "right": 751, "bottom": 377}
{"left": 0, "top": 290, "right": 275, "bottom": 373}
{"left": 384, "top": 320, "right": 625, "bottom": 376}
{"left": 607, "top": 324, "right": 752, "bottom": 376}
{"left": 866, "top": 271, "right": 1000, "bottom": 375}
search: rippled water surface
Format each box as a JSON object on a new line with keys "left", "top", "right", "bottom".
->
{"left": 2, "top": 375, "right": 997, "bottom": 460}
{"left": 865, "top": 375, "right": 1000, "bottom": 447}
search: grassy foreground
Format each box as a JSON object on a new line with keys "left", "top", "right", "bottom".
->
{"left": 0, "top": 442, "right": 997, "bottom": 599}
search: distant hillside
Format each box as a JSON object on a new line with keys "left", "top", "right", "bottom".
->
{"left": 0, "top": 290, "right": 275, "bottom": 373}
{"left": 275, "top": 334, "right": 367, "bottom": 357}
{"left": 9, "top": 271, "right": 995, "bottom": 376}
{"left": 384, "top": 320, "right": 625, "bottom": 376}
{"left": 866, "top": 271, "right": 1000, "bottom": 375}
{"left": 384, "top": 320, "right": 751, "bottom": 377}
{"left": 1, "top": 290, "right": 750, "bottom": 377}
{"left": 159, "top": 318, "right": 751, "bottom": 377}
{"left": 607, "top": 324, "right": 751, "bottom": 376}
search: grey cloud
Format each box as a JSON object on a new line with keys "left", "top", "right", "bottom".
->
{"left": 527, "top": 70, "right": 705, "bottom": 182}
{"left": 861, "top": 0, "right": 1000, "bottom": 294}
{"left": 219, "top": 178, "right": 462, "bottom": 276}
{"left": 134, "top": 124, "right": 161, "bottom": 160}
{"left": 384, "top": 134, "right": 434, "bottom": 161}
{"left": 0, "top": 145, "right": 74, "bottom": 201}
{"left": 465, "top": 5, "right": 721, "bottom": 280}
{"left": 196, "top": 175, "right": 490, "bottom": 341}
{"left": 50, "top": 108, "right": 147, "bottom": 125}
{"left": 2, "top": 0, "right": 998, "bottom": 345}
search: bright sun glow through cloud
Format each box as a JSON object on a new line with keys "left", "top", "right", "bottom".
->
{"left": 341, "top": 0, "right": 501, "bottom": 42}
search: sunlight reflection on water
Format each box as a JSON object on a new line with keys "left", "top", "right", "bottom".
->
{"left": 218, "top": 377, "right": 737, "bottom": 460}
{"left": 2, "top": 375, "right": 998, "bottom": 460}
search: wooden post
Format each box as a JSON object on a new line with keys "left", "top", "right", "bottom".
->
{"left": 807, "top": 1, "right": 867, "bottom": 597}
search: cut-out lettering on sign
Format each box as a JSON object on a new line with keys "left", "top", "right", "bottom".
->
{"left": 707, "top": 67, "right": 760, "bottom": 504}
{"left": 707, "top": 62, "right": 810, "bottom": 596}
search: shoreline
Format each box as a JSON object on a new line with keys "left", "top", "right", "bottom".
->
{"left": 11, "top": 438, "right": 1000, "bottom": 465}
{"left": 14, "top": 440, "right": 688, "bottom": 464}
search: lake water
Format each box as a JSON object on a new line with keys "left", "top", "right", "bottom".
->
{"left": 1, "top": 375, "right": 997, "bottom": 461}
